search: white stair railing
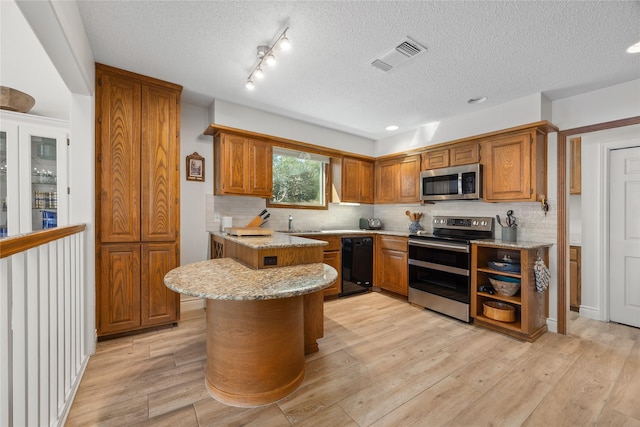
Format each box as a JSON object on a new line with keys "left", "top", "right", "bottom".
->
{"left": 1, "top": 224, "right": 87, "bottom": 426}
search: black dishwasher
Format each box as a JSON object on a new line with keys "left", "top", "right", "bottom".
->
{"left": 341, "top": 237, "right": 373, "bottom": 296}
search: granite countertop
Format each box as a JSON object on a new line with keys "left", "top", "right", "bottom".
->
{"left": 164, "top": 258, "right": 338, "bottom": 300}
{"left": 292, "top": 229, "right": 411, "bottom": 237}
{"left": 211, "top": 231, "right": 328, "bottom": 249}
{"left": 470, "top": 239, "right": 553, "bottom": 250}
{"left": 212, "top": 229, "right": 411, "bottom": 239}
{"left": 210, "top": 229, "right": 411, "bottom": 249}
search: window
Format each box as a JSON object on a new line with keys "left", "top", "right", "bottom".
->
{"left": 268, "top": 147, "right": 329, "bottom": 209}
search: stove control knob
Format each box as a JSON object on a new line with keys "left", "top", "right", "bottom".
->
{"left": 481, "top": 220, "right": 488, "bottom": 226}
{"left": 472, "top": 220, "right": 478, "bottom": 226}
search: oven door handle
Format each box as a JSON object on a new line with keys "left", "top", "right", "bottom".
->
{"left": 408, "top": 240, "right": 469, "bottom": 253}
{"left": 409, "top": 259, "right": 469, "bottom": 276}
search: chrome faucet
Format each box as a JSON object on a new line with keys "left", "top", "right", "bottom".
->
{"left": 288, "top": 215, "right": 293, "bottom": 231}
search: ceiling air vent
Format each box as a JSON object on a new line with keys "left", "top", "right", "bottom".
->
{"left": 370, "top": 37, "right": 426, "bottom": 72}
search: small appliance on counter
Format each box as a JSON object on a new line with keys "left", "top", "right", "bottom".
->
{"left": 359, "top": 217, "right": 382, "bottom": 230}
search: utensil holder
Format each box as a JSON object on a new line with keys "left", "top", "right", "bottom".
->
{"left": 409, "top": 221, "right": 422, "bottom": 233}
{"left": 501, "top": 226, "right": 517, "bottom": 242}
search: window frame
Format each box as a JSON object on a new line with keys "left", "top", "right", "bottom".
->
{"left": 267, "top": 148, "right": 331, "bottom": 210}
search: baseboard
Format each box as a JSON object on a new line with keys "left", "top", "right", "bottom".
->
{"left": 546, "top": 317, "right": 558, "bottom": 333}
{"left": 578, "top": 305, "right": 601, "bottom": 321}
{"left": 181, "top": 297, "right": 206, "bottom": 312}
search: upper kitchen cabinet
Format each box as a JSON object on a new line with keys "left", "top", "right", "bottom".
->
{"left": 95, "top": 64, "right": 182, "bottom": 337}
{"left": 481, "top": 127, "right": 548, "bottom": 202}
{"left": 332, "top": 156, "right": 374, "bottom": 204}
{"left": 569, "top": 136, "right": 581, "bottom": 195}
{"left": 375, "top": 154, "right": 421, "bottom": 204}
{"left": 421, "top": 143, "right": 479, "bottom": 170}
{"left": 209, "top": 130, "right": 273, "bottom": 197}
{"left": 96, "top": 64, "right": 181, "bottom": 243}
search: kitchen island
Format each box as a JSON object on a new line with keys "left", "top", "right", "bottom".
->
{"left": 164, "top": 236, "right": 337, "bottom": 407}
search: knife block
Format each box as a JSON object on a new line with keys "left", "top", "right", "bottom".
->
{"left": 225, "top": 215, "right": 274, "bottom": 236}
{"left": 245, "top": 215, "right": 263, "bottom": 228}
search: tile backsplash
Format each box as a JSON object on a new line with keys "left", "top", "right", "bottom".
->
{"left": 373, "top": 199, "right": 557, "bottom": 242}
{"left": 206, "top": 195, "right": 556, "bottom": 243}
{"left": 206, "top": 195, "right": 374, "bottom": 232}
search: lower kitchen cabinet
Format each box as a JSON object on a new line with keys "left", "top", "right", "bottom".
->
{"left": 375, "top": 235, "right": 408, "bottom": 296}
{"left": 471, "top": 243, "right": 549, "bottom": 342}
{"left": 98, "top": 242, "right": 179, "bottom": 336}
{"left": 300, "top": 234, "right": 342, "bottom": 297}
{"left": 570, "top": 245, "right": 581, "bottom": 311}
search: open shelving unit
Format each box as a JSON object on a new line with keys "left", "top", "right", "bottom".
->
{"left": 471, "top": 242, "right": 550, "bottom": 342}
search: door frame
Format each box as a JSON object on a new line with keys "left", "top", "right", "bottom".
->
{"left": 556, "top": 116, "right": 640, "bottom": 334}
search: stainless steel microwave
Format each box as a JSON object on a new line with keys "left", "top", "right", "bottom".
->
{"left": 420, "top": 163, "right": 482, "bottom": 201}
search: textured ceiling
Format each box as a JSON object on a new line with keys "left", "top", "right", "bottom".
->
{"left": 77, "top": 0, "right": 640, "bottom": 140}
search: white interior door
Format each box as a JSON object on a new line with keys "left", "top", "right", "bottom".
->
{"left": 609, "top": 145, "right": 640, "bottom": 328}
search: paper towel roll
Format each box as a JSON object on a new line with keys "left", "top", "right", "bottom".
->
{"left": 221, "top": 216, "right": 233, "bottom": 231}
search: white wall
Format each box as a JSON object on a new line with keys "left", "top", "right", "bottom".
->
{"left": 213, "top": 100, "right": 375, "bottom": 156}
{"left": 552, "top": 79, "right": 640, "bottom": 130}
{"left": 0, "top": 0, "right": 69, "bottom": 120}
{"left": 179, "top": 102, "right": 215, "bottom": 310}
{"left": 69, "top": 93, "right": 96, "bottom": 352}
{"left": 374, "top": 93, "right": 551, "bottom": 157}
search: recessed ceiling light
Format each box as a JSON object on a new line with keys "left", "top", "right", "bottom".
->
{"left": 386, "top": 125, "right": 399, "bottom": 131}
{"left": 468, "top": 96, "right": 487, "bottom": 104}
{"left": 627, "top": 41, "right": 640, "bottom": 53}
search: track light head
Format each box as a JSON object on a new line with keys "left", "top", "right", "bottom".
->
{"left": 279, "top": 34, "right": 291, "bottom": 50}
{"left": 265, "top": 54, "right": 276, "bottom": 66}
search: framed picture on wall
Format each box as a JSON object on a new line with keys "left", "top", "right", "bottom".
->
{"left": 186, "top": 152, "right": 205, "bottom": 182}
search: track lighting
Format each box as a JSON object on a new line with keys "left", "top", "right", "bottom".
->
{"left": 246, "top": 27, "right": 290, "bottom": 89}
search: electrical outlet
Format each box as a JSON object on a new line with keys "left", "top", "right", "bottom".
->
{"left": 214, "top": 213, "right": 221, "bottom": 222}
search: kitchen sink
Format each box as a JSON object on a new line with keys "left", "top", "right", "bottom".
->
{"left": 276, "top": 229, "right": 322, "bottom": 234}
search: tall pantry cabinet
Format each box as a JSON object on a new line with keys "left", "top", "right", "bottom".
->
{"left": 95, "top": 64, "right": 182, "bottom": 337}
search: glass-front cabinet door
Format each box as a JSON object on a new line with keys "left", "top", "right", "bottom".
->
{"left": 0, "top": 111, "right": 68, "bottom": 237}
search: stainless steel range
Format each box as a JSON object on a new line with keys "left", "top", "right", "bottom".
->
{"left": 408, "top": 216, "right": 494, "bottom": 322}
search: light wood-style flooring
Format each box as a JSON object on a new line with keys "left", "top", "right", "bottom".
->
{"left": 67, "top": 291, "right": 640, "bottom": 426}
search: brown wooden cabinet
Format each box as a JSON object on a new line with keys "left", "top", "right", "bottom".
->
{"left": 374, "top": 235, "right": 408, "bottom": 296}
{"left": 374, "top": 159, "right": 397, "bottom": 204}
{"left": 481, "top": 130, "right": 546, "bottom": 202}
{"left": 375, "top": 154, "right": 421, "bottom": 204}
{"left": 95, "top": 64, "right": 181, "bottom": 337}
{"left": 570, "top": 137, "right": 582, "bottom": 195}
{"left": 213, "top": 132, "right": 273, "bottom": 197}
{"left": 332, "top": 156, "right": 374, "bottom": 204}
{"left": 570, "top": 245, "right": 581, "bottom": 311}
{"left": 421, "top": 143, "right": 479, "bottom": 170}
{"left": 99, "top": 244, "right": 141, "bottom": 334}
{"left": 398, "top": 155, "right": 421, "bottom": 202}
{"left": 422, "top": 148, "right": 449, "bottom": 170}
{"left": 299, "top": 235, "right": 341, "bottom": 297}
{"left": 471, "top": 243, "right": 549, "bottom": 342}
